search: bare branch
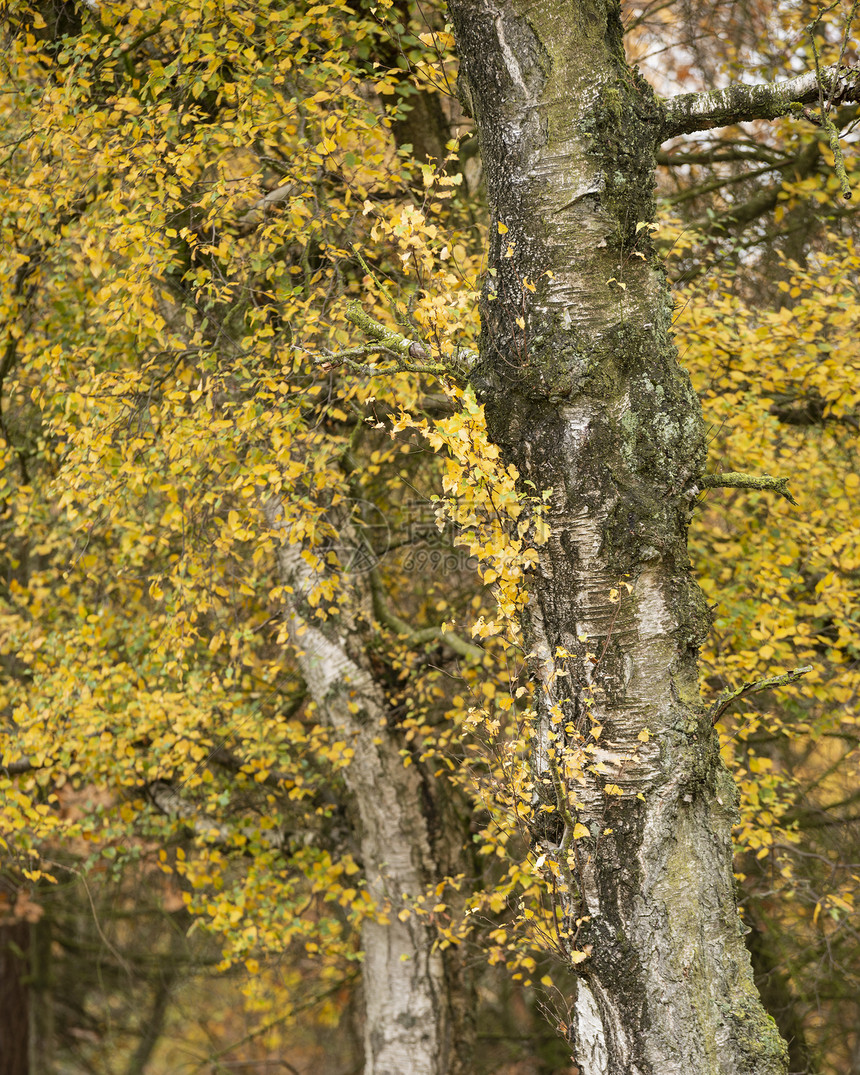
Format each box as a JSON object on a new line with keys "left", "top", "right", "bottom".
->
{"left": 661, "top": 65, "right": 860, "bottom": 140}
{"left": 657, "top": 143, "right": 791, "bottom": 167}
{"left": 709, "top": 666, "right": 813, "bottom": 726}
{"left": 147, "top": 780, "right": 286, "bottom": 849}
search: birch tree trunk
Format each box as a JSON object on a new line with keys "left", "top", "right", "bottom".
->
{"left": 447, "top": 3, "right": 793, "bottom": 1072}
{"left": 266, "top": 505, "right": 473, "bottom": 1075}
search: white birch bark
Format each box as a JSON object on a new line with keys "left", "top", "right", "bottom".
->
{"left": 265, "top": 502, "right": 457, "bottom": 1075}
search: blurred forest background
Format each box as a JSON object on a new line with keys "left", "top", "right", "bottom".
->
{"left": 1, "top": 0, "right": 859, "bottom": 1072}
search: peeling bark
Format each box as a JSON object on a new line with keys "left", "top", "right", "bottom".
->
{"left": 448, "top": 3, "right": 790, "bottom": 1073}
{"left": 266, "top": 504, "right": 473, "bottom": 1075}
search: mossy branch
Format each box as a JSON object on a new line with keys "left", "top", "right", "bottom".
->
{"left": 804, "top": 0, "right": 858, "bottom": 200}
{"left": 821, "top": 113, "right": 853, "bottom": 200}
{"left": 699, "top": 471, "right": 798, "bottom": 505}
{"left": 305, "top": 302, "right": 477, "bottom": 381}
{"left": 661, "top": 64, "right": 860, "bottom": 140}
{"left": 710, "top": 665, "right": 813, "bottom": 725}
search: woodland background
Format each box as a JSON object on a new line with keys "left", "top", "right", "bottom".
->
{"left": 1, "top": 0, "right": 859, "bottom": 1072}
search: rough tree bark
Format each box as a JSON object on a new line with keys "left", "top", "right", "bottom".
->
{"left": 444, "top": 3, "right": 856, "bottom": 1072}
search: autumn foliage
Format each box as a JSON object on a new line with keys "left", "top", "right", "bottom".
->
{"left": 1, "top": 0, "right": 859, "bottom": 1071}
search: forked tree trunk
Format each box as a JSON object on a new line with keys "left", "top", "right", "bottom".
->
{"left": 448, "top": 3, "right": 788, "bottom": 1073}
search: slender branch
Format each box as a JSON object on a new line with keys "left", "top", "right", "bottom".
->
{"left": 369, "top": 569, "right": 484, "bottom": 661}
{"left": 709, "top": 666, "right": 813, "bottom": 726}
{"left": 684, "top": 138, "right": 822, "bottom": 241}
{"left": 820, "top": 112, "right": 853, "bottom": 199}
{"left": 657, "top": 144, "right": 791, "bottom": 166}
{"left": 699, "top": 471, "right": 798, "bottom": 505}
{"left": 661, "top": 64, "right": 860, "bottom": 140}
{"left": 785, "top": 811, "right": 860, "bottom": 830}
{"left": 625, "top": 0, "right": 680, "bottom": 30}
{"left": 806, "top": 6, "right": 855, "bottom": 199}
{"left": 664, "top": 160, "right": 786, "bottom": 207}
{"left": 829, "top": 0, "right": 860, "bottom": 113}
{"left": 307, "top": 301, "right": 477, "bottom": 381}
{"left": 190, "top": 975, "right": 359, "bottom": 1074}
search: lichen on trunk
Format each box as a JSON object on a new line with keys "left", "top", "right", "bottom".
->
{"left": 448, "top": 2, "right": 789, "bottom": 1072}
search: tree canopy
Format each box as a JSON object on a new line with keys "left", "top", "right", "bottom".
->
{"left": 1, "top": 0, "right": 859, "bottom": 1072}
